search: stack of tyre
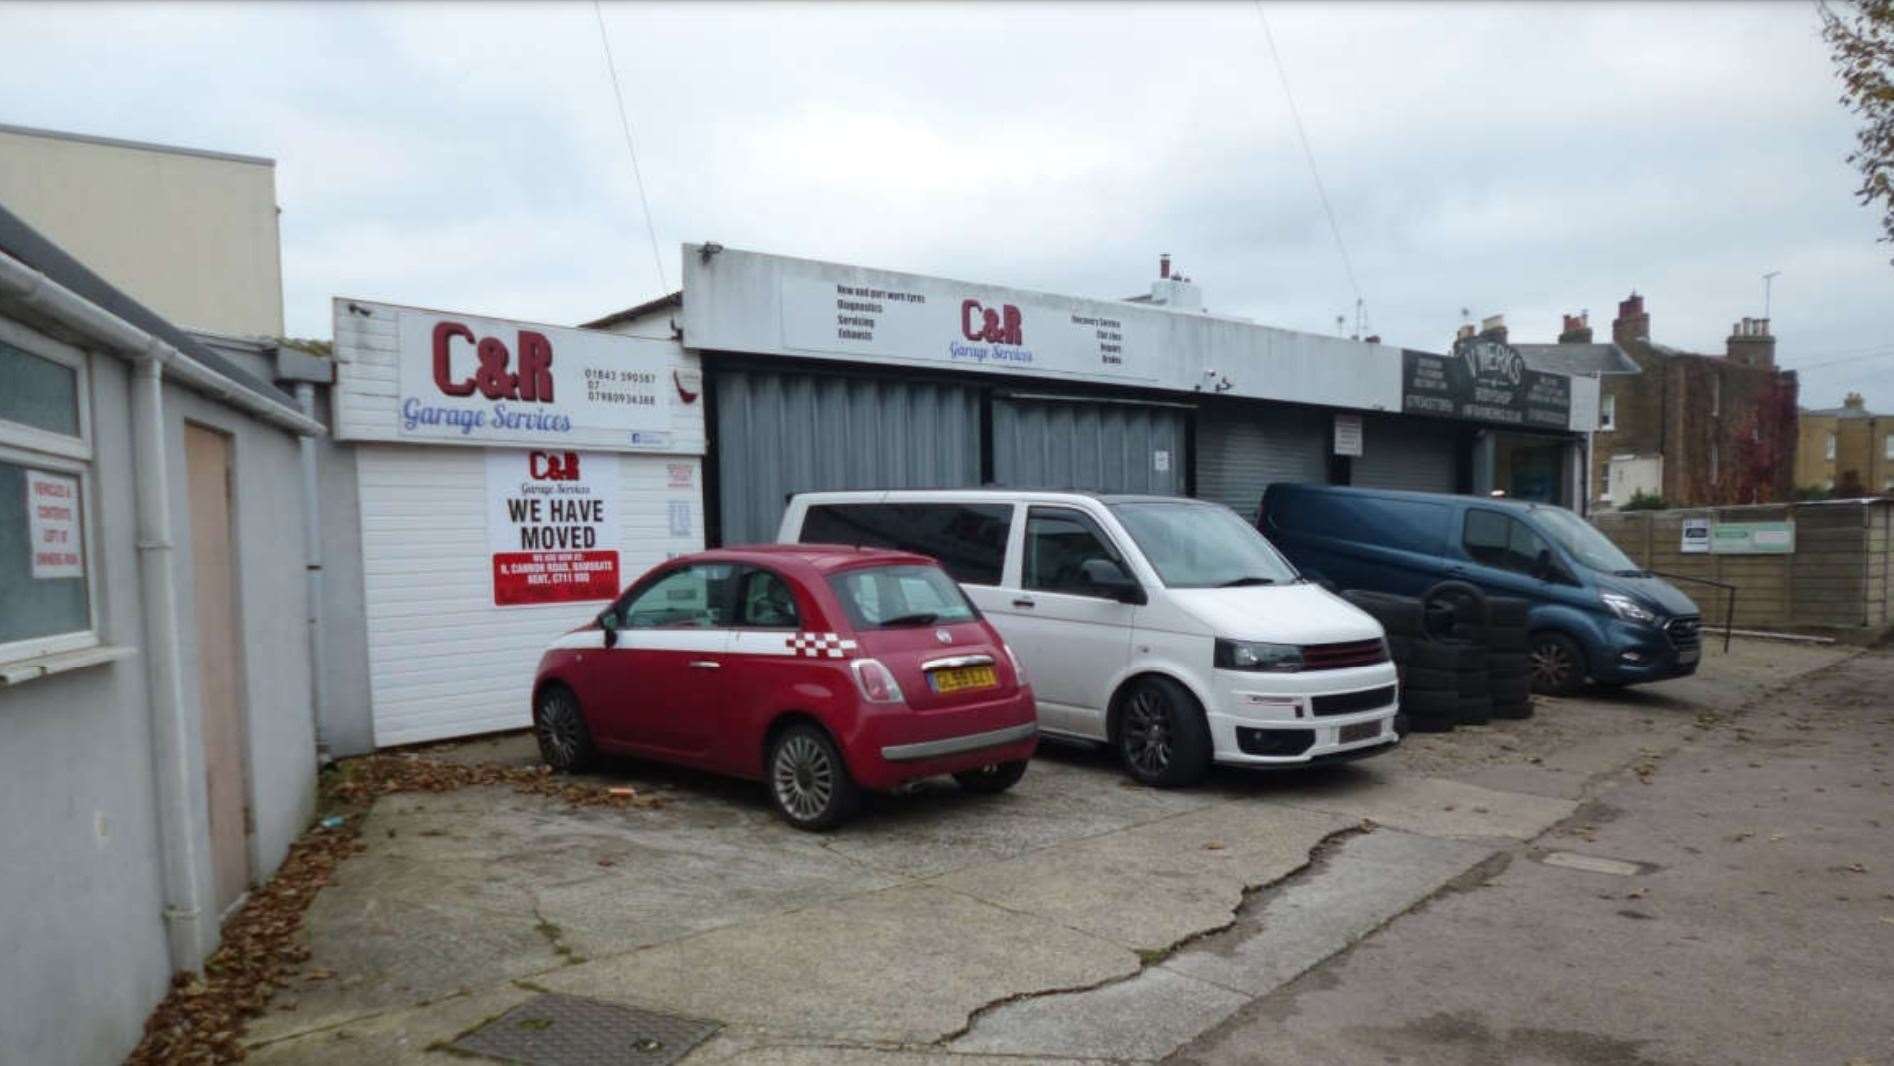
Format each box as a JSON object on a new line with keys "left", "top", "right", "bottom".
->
{"left": 1342, "top": 580, "right": 1535, "bottom": 730}
{"left": 1340, "top": 588, "right": 1489, "bottom": 732}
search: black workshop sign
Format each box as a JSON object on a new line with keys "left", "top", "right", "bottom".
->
{"left": 1401, "top": 338, "right": 1572, "bottom": 430}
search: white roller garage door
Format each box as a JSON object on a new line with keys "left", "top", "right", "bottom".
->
{"left": 355, "top": 445, "right": 703, "bottom": 746}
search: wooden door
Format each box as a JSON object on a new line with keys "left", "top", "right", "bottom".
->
{"left": 186, "top": 424, "right": 250, "bottom": 915}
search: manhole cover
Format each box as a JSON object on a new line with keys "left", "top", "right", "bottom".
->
{"left": 452, "top": 993, "right": 719, "bottom": 1066}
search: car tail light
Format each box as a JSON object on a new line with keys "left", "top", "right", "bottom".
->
{"left": 1003, "top": 643, "right": 1027, "bottom": 686}
{"left": 849, "top": 658, "right": 905, "bottom": 704}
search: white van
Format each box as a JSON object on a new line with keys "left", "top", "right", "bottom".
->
{"left": 777, "top": 490, "right": 1400, "bottom": 785}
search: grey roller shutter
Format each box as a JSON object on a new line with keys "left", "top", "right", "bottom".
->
{"left": 1195, "top": 402, "right": 1331, "bottom": 521}
{"left": 1352, "top": 414, "right": 1459, "bottom": 493}
{"left": 991, "top": 395, "right": 1189, "bottom": 495}
{"left": 714, "top": 368, "right": 981, "bottom": 545}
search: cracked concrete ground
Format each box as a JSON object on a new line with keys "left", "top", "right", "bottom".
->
{"left": 243, "top": 637, "right": 1856, "bottom": 1065}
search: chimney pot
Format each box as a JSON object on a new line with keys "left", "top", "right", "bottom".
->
{"left": 1159, "top": 254, "right": 1171, "bottom": 280}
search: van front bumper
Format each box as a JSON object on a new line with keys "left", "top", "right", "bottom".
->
{"left": 1207, "top": 663, "right": 1402, "bottom": 767}
{"left": 1591, "top": 618, "right": 1702, "bottom": 685}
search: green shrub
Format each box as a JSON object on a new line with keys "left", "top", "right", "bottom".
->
{"left": 1621, "top": 490, "right": 1668, "bottom": 511}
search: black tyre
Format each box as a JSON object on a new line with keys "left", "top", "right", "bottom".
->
{"left": 1342, "top": 591, "right": 1425, "bottom": 638}
{"left": 1486, "top": 626, "right": 1531, "bottom": 653}
{"left": 1457, "top": 694, "right": 1493, "bottom": 725}
{"left": 1406, "top": 642, "right": 1488, "bottom": 672}
{"left": 766, "top": 723, "right": 861, "bottom": 831}
{"left": 953, "top": 760, "right": 1029, "bottom": 794}
{"left": 1116, "top": 676, "right": 1213, "bottom": 787}
{"left": 1422, "top": 580, "right": 1490, "bottom": 641}
{"left": 1491, "top": 675, "right": 1533, "bottom": 703}
{"left": 1488, "top": 651, "right": 1532, "bottom": 679}
{"left": 534, "top": 684, "right": 597, "bottom": 772}
{"left": 1529, "top": 632, "right": 1588, "bottom": 696}
{"left": 1490, "top": 697, "right": 1535, "bottom": 721}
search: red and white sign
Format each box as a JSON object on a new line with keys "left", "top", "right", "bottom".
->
{"left": 486, "top": 449, "right": 620, "bottom": 607}
{"left": 24, "top": 470, "right": 82, "bottom": 579}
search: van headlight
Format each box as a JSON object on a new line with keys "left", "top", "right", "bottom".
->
{"left": 1600, "top": 592, "right": 1659, "bottom": 625}
{"left": 1214, "top": 639, "right": 1305, "bottom": 672}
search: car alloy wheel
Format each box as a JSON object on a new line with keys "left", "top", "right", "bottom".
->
{"left": 1121, "top": 687, "right": 1174, "bottom": 777}
{"left": 534, "top": 686, "right": 593, "bottom": 771}
{"left": 772, "top": 733, "right": 837, "bottom": 824}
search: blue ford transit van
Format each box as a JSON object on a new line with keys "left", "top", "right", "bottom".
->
{"left": 1259, "top": 483, "right": 1701, "bottom": 695}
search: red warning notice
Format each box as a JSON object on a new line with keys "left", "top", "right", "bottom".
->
{"left": 491, "top": 550, "right": 620, "bottom": 607}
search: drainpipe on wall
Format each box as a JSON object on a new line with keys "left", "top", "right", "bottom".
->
{"left": 131, "top": 357, "right": 206, "bottom": 973}
{"left": 293, "top": 382, "right": 331, "bottom": 762}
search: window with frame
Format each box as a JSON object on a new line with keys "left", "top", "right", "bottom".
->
{"left": 1598, "top": 394, "right": 1616, "bottom": 432}
{"left": 615, "top": 564, "right": 738, "bottom": 629}
{"left": 1884, "top": 435, "right": 1893, "bottom": 461}
{"left": 737, "top": 568, "right": 801, "bottom": 629}
{"left": 1827, "top": 434, "right": 1837, "bottom": 461}
{"left": 1462, "top": 509, "right": 1552, "bottom": 576}
{"left": 0, "top": 328, "right": 97, "bottom": 664}
{"left": 1022, "top": 508, "right": 1127, "bottom": 597}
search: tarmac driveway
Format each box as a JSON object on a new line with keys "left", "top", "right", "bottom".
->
{"left": 242, "top": 637, "right": 1851, "bottom": 1065}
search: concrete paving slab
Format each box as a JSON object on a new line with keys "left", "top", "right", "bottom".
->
{"left": 951, "top": 964, "right": 1249, "bottom": 1061}
{"left": 928, "top": 802, "right": 1353, "bottom": 952}
{"left": 1276, "top": 769, "right": 1578, "bottom": 840}
{"left": 1162, "top": 827, "right": 1497, "bottom": 997}
{"left": 246, "top": 984, "right": 536, "bottom": 1064}
{"left": 687, "top": 1034, "right": 1117, "bottom": 1066}
{"left": 814, "top": 753, "right": 1219, "bottom": 879}
{"left": 535, "top": 884, "right": 1140, "bottom": 1045}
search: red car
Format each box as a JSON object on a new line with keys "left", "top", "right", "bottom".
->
{"left": 531, "top": 545, "right": 1039, "bottom": 829}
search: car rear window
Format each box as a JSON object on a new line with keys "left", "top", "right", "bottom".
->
{"left": 800, "top": 503, "right": 1011, "bottom": 585}
{"left": 828, "top": 564, "right": 980, "bottom": 629}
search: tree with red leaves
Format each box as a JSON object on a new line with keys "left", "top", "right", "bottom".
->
{"left": 1713, "top": 374, "right": 1801, "bottom": 504}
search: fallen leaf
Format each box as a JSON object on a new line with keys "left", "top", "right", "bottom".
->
{"left": 1203, "top": 841, "right": 1226, "bottom": 851}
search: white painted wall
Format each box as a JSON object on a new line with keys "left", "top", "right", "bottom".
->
{"left": 0, "top": 125, "right": 284, "bottom": 337}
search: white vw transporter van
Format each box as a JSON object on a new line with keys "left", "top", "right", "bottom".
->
{"left": 778, "top": 491, "right": 1400, "bottom": 786}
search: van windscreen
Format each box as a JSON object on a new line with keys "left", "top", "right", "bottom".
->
{"left": 1109, "top": 501, "right": 1299, "bottom": 589}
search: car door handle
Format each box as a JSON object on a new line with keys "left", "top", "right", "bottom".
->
{"left": 1012, "top": 598, "right": 1036, "bottom": 609}
{"left": 687, "top": 660, "right": 721, "bottom": 669}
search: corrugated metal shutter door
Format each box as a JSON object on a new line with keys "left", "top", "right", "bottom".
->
{"left": 714, "top": 369, "right": 982, "bottom": 545}
{"left": 1353, "top": 415, "right": 1459, "bottom": 492}
{"left": 991, "top": 397, "right": 1188, "bottom": 494}
{"left": 357, "top": 445, "right": 703, "bottom": 746}
{"left": 1195, "top": 402, "right": 1330, "bottom": 521}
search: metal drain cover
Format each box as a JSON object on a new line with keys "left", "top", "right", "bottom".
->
{"left": 453, "top": 993, "right": 720, "bottom": 1066}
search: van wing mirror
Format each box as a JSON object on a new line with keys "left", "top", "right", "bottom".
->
{"left": 1080, "top": 558, "right": 1146, "bottom": 604}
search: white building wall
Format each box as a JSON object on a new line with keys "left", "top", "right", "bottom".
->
{"left": 0, "top": 124, "right": 284, "bottom": 337}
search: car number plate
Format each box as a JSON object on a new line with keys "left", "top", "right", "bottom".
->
{"left": 1678, "top": 647, "right": 1700, "bottom": 665}
{"left": 929, "top": 665, "right": 998, "bottom": 693}
{"left": 1340, "top": 721, "right": 1380, "bottom": 743}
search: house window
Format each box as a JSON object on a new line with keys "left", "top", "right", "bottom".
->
{"left": 1711, "top": 376, "right": 1721, "bottom": 416}
{"left": 1598, "top": 394, "right": 1616, "bottom": 432}
{"left": 1710, "top": 442, "right": 1720, "bottom": 483}
{"left": 0, "top": 326, "right": 98, "bottom": 665}
{"left": 1884, "top": 435, "right": 1893, "bottom": 461}
{"left": 1827, "top": 434, "right": 1837, "bottom": 461}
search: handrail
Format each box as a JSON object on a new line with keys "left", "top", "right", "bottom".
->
{"left": 1650, "top": 571, "right": 1737, "bottom": 653}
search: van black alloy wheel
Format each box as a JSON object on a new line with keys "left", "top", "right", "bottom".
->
{"left": 534, "top": 686, "right": 595, "bottom": 772}
{"left": 1117, "top": 676, "right": 1212, "bottom": 787}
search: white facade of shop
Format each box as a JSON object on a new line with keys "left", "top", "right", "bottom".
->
{"left": 328, "top": 299, "right": 705, "bottom": 748}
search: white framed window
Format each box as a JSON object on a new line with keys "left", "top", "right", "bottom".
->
{"left": 1710, "top": 442, "right": 1720, "bottom": 483}
{"left": 1711, "top": 376, "right": 1721, "bottom": 416}
{"left": 0, "top": 317, "right": 99, "bottom": 666}
{"left": 1884, "top": 435, "right": 1893, "bottom": 461}
{"left": 1826, "top": 433, "right": 1837, "bottom": 461}
{"left": 1598, "top": 394, "right": 1616, "bottom": 432}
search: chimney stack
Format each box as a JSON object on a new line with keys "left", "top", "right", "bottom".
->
{"left": 1479, "top": 314, "right": 1508, "bottom": 345}
{"left": 1559, "top": 311, "right": 1593, "bottom": 344}
{"left": 1844, "top": 392, "right": 1866, "bottom": 411}
{"left": 1612, "top": 292, "right": 1650, "bottom": 344}
{"left": 1159, "top": 253, "right": 1171, "bottom": 280}
{"left": 1725, "top": 316, "right": 1776, "bottom": 368}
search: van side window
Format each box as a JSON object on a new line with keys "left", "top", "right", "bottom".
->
{"left": 1463, "top": 510, "right": 1552, "bottom": 575}
{"left": 800, "top": 503, "right": 1011, "bottom": 585}
{"left": 1270, "top": 490, "right": 1448, "bottom": 554}
{"left": 1023, "top": 508, "right": 1126, "bottom": 597}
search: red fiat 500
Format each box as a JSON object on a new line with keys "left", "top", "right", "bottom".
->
{"left": 531, "top": 545, "right": 1039, "bottom": 829}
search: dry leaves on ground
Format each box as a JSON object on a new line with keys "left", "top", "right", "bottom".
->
{"left": 126, "top": 752, "right": 663, "bottom": 1064}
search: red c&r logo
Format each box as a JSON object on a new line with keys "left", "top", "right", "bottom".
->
{"left": 960, "top": 300, "right": 1023, "bottom": 346}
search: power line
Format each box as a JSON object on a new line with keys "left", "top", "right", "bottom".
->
{"left": 592, "top": 0, "right": 668, "bottom": 291}
{"left": 1791, "top": 345, "right": 1894, "bottom": 373}
{"left": 1253, "top": 2, "right": 1366, "bottom": 334}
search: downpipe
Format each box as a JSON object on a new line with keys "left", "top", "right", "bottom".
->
{"left": 132, "top": 358, "right": 206, "bottom": 973}
{"left": 294, "top": 382, "right": 331, "bottom": 762}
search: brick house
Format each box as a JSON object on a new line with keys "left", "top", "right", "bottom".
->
{"left": 1583, "top": 293, "right": 1798, "bottom": 508}
{"left": 1796, "top": 393, "right": 1894, "bottom": 495}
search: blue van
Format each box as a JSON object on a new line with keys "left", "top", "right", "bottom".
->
{"left": 1259, "top": 483, "right": 1701, "bottom": 695}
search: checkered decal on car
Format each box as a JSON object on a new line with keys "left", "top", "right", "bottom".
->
{"left": 786, "top": 632, "right": 859, "bottom": 658}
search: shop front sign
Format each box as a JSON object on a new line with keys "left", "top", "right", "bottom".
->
{"left": 1401, "top": 338, "right": 1572, "bottom": 430}
{"left": 486, "top": 449, "right": 621, "bottom": 606}
{"left": 778, "top": 275, "right": 1149, "bottom": 382}
{"left": 1709, "top": 520, "right": 1794, "bottom": 555}
{"left": 1680, "top": 517, "right": 1712, "bottom": 554}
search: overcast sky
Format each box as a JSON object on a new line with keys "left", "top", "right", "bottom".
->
{"left": 2, "top": 1, "right": 1889, "bottom": 405}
